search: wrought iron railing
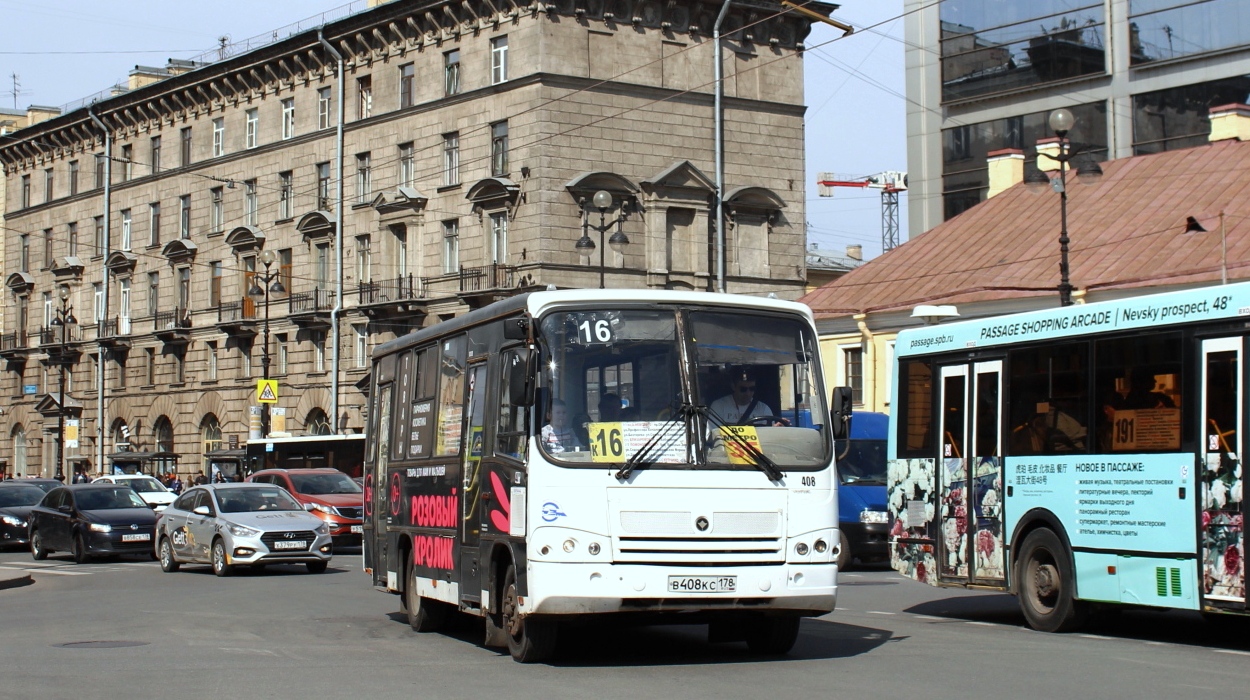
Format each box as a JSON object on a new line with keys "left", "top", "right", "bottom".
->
{"left": 357, "top": 274, "right": 422, "bottom": 304}
{"left": 217, "top": 300, "right": 257, "bottom": 323}
{"left": 0, "top": 331, "right": 28, "bottom": 351}
{"left": 155, "top": 307, "right": 191, "bottom": 330}
{"left": 289, "top": 288, "right": 336, "bottom": 314}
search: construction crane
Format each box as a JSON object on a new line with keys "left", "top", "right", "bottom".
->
{"left": 816, "top": 171, "right": 908, "bottom": 252}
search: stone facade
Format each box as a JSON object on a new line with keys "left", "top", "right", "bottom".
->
{"left": 0, "top": 0, "right": 829, "bottom": 479}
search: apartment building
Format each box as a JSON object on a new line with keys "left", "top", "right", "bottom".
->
{"left": 0, "top": 0, "right": 831, "bottom": 478}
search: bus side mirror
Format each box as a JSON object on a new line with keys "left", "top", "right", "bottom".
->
{"left": 831, "top": 387, "right": 853, "bottom": 440}
{"left": 509, "top": 348, "right": 536, "bottom": 407}
{"left": 503, "top": 316, "right": 530, "bottom": 341}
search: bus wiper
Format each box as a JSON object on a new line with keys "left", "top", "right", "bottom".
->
{"left": 615, "top": 410, "right": 689, "bottom": 481}
{"left": 694, "top": 406, "right": 784, "bottom": 482}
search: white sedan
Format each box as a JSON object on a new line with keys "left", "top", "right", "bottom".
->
{"left": 91, "top": 475, "right": 177, "bottom": 512}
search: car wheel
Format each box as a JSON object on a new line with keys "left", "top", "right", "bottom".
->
{"left": 158, "top": 537, "right": 180, "bottom": 573}
{"left": 211, "top": 539, "right": 232, "bottom": 577}
{"left": 836, "top": 530, "right": 852, "bottom": 571}
{"left": 745, "top": 615, "right": 802, "bottom": 655}
{"left": 306, "top": 560, "right": 328, "bottom": 574}
{"left": 30, "top": 530, "right": 48, "bottom": 560}
{"left": 406, "top": 563, "right": 449, "bottom": 632}
{"left": 71, "top": 532, "right": 90, "bottom": 565}
{"left": 502, "top": 562, "right": 557, "bottom": 663}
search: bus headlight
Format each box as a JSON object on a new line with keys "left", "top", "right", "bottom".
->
{"left": 860, "top": 510, "right": 889, "bottom": 524}
{"left": 795, "top": 542, "right": 809, "bottom": 556}
{"left": 813, "top": 539, "right": 828, "bottom": 554}
{"left": 588, "top": 542, "right": 601, "bottom": 555}
{"left": 562, "top": 539, "right": 576, "bottom": 553}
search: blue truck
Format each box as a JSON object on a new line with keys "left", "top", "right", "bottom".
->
{"left": 836, "top": 411, "right": 889, "bottom": 570}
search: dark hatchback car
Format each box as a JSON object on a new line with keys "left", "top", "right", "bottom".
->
{"left": 17, "top": 478, "right": 64, "bottom": 494}
{"left": 0, "top": 483, "right": 47, "bottom": 549}
{"left": 28, "top": 484, "right": 158, "bottom": 563}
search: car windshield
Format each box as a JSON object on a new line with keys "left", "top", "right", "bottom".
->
{"left": 122, "top": 477, "right": 168, "bottom": 494}
{"left": 216, "top": 487, "right": 303, "bottom": 513}
{"left": 0, "top": 486, "right": 45, "bottom": 507}
{"left": 836, "top": 439, "right": 888, "bottom": 485}
{"left": 76, "top": 488, "right": 149, "bottom": 510}
{"left": 288, "top": 472, "right": 361, "bottom": 495}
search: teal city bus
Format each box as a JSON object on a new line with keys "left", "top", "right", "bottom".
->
{"left": 888, "top": 282, "right": 1247, "bottom": 631}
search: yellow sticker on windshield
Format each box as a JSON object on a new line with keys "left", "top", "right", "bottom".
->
{"left": 720, "top": 425, "right": 762, "bottom": 465}
{"left": 589, "top": 422, "right": 625, "bottom": 462}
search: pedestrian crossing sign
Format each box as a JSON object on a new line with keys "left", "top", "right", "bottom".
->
{"left": 257, "top": 379, "right": 279, "bottom": 404}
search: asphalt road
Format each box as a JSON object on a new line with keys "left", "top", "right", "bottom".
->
{"left": 1, "top": 548, "right": 1247, "bottom": 700}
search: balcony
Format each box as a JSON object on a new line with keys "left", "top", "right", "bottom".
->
{"left": 216, "top": 299, "right": 258, "bottom": 338}
{"left": 154, "top": 307, "right": 192, "bottom": 344}
{"left": 99, "top": 316, "right": 132, "bottom": 350}
{"left": 424, "top": 264, "right": 520, "bottom": 309}
{"left": 288, "top": 288, "right": 335, "bottom": 330}
{"left": 38, "top": 325, "right": 82, "bottom": 346}
{"left": 356, "top": 274, "right": 424, "bottom": 320}
{"left": 0, "top": 330, "right": 32, "bottom": 361}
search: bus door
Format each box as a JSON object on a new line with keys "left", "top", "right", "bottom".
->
{"left": 459, "top": 362, "right": 489, "bottom": 604}
{"left": 1200, "top": 337, "right": 1245, "bottom": 610}
{"left": 937, "top": 361, "right": 1005, "bottom": 585}
{"left": 365, "top": 381, "right": 392, "bottom": 587}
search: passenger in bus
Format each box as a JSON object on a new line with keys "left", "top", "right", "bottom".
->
{"left": 709, "top": 367, "right": 777, "bottom": 425}
{"left": 542, "top": 399, "right": 584, "bottom": 453}
{"left": 598, "top": 393, "right": 623, "bottom": 422}
{"left": 1010, "top": 411, "right": 1081, "bottom": 454}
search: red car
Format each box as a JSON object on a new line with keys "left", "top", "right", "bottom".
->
{"left": 246, "top": 468, "right": 363, "bottom": 547}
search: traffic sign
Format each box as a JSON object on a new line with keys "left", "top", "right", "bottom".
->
{"left": 257, "top": 379, "right": 279, "bottom": 404}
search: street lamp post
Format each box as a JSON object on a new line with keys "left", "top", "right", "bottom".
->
{"left": 248, "top": 249, "right": 285, "bottom": 438}
{"left": 1025, "top": 108, "right": 1104, "bottom": 306}
{"left": 50, "top": 284, "right": 77, "bottom": 482}
{"left": 575, "top": 190, "right": 632, "bottom": 289}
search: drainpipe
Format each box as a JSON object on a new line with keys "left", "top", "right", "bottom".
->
{"left": 853, "top": 313, "right": 875, "bottom": 412}
{"left": 88, "top": 106, "right": 111, "bottom": 477}
{"left": 319, "top": 30, "right": 345, "bottom": 433}
{"left": 713, "top": 0, "right": 731, "bottom": 293}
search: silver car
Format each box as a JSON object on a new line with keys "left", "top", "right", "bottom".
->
{"left": 155, "top": 483, "right": 332, "bottom": 576}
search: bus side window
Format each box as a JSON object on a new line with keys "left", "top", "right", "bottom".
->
{"left": 896, "top": 359, "right": 933, "bottom": 458}
{"left": 1007, "top": 342, "right": 1088, "bottom": 456}
{"left": 497, "top": 348, "right": 528, "bottom": 460}
{"left": 1095, "top": 334, "right": 1183, "bottom": 452}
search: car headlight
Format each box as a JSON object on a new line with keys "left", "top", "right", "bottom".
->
{"left": 309, "top": 503, "right": 336, "bottom": 516}
{"left": 226, "top": 522, "right": 261, "bottom": 538}
{"left": 1, "top": 515, "right": 26, "bottom": 527}
{"left": 859, "top": 510, "right": 889, "bottom": 524}
{"left": 314, "top": 522, "right": 330, "bottom": 535}
{"left": 89, "top": 522, "right": 112, "bottom": 533}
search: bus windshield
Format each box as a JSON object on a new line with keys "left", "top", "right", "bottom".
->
{"left": 538, "top": 307, "right": 829, "bottom": 470}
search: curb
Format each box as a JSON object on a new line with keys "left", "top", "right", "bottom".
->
{"left": 0, "top": 573, "right": 34, "bottom": 591}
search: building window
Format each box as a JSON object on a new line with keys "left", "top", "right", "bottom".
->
{"left": 355, "top": 152, "right": 372, "bottom": 204}
{"left": 315, "top": 243, "right": 330, "bottom": 290}
{"left": 93, "top": 283, "right": 104, "bottom": 323}
{"left": 278, "top": 171, "right": 293, "bottom": 219}
{"left": 69, "top": 160, "right": 80, "bottom": 195}
{"left": 117, "top": 352, "right": 127, "bottom": 389}
{"left": 442, "top": 132, "right": 459, "bottom": 186}
{"left": 175, "top": 349, "right": 186, "bottom": 384}
{"left": 149, "top": 202, "right": 161, "bottom": 246}
{"left": 399, "top": 63, "right": 415, "bottom": 108}
{"left": 212, "top": 118, "right": 225, "bottom": 157}
{"left": 491, "top": 36, "right": 509, "bottom": 84}
{"left": 148, "top": 272, "right": 160, "bottom": 317}
{"left": 356, "top": 235, "right": 371, "bottom": 284}
{"left": 398, "top": 142, "right": 414, "bottom": 188}
{"left": 844, "top": 346, "right": 864, "bottom": 405}
{"left": 44, "top": 168, "right": 54, "bottom": 202}
{"left": 318, "top": 87, "right": 332, "bottom": 130}
{"left": 93, "top": 216, "right": 103, "bottom": 256}
{"left": 43, "top": 292, "right": 53, "bottom": 328}
{"left": 178, "top": 267, "right": 191, "bottom": 313}
{"left": 245, "top": 108, "right": 258, "bottom": 149}
{"left": 395, "top": 227, "right": 408, "bottom": 277}
{"left": 120, "top": 209, "right": 132, "bottom": 251}
{"left": 244, "top": 180, "right": 257, "bottom": 225}
{"left": 180, "top": 127, "right": 192, "bottom": 166}
{"left": 68, "top": 222, "right": 78, "bottom": 257}
{"left": 210, "top": 187, "right": 224, "bottom": 232}
{"left": 120, "top": 145, "right": 133, "bottom": 181}
{"left": 357, "top": 75, "right": 372, "bottom": 119}
{"left": 277, "top": 334, "right": 289, "bottom": 375}
{"left": 317, "top": 162, "right": 331, "bottom": 209}
{"left": 445, "top": 50, "right": 460, "bottom": 95}
{"left": 43, "top": 229, "right": 53, "bottom": 269}
{"left": 241, "top": 343, "right": 252, "bottom": 379}
{"left": 489, "top": 212, "right": 508, "bottom": 264}
{"left": 146, "top": 348, "right": 156, "bottom": 386}
{"left": 179, "top": 195, "right": 191, "bottom": 239}
{"left": 442, "top": 219, "right": 459, "bottom": 274}
{"left": 118, "top": 278, "right": 131, "bottom": 334}
{"left": 354, "top": 324, "right": 367, "bottom": 369}
{"left": 210, "top": 261, "right": 223, "bottom": 307}
{"left": 207, "top": 341, "right": 219, "bottom": 381}
{"left": 95, "top": 153, "right": 106, "bottom": 189}
{"left": 491, "top": 121, "right": 509, "bottom": 177}
{"left": 281, "top": 98, "right": 295, "bottom": 140}
{"left": 20, "top": 234, "right": 29, "bottom": 272}
{"left": 20, "top": 173, "right": 30, "bottom": 207}
{"left": 150, "top": 136, "right": 161, "bottom": 173}
{"left": 279, "top": 248, "right": 293, "bottom": 296}
{"left": 314, "top": 334, "right": 326, "bottom": 373}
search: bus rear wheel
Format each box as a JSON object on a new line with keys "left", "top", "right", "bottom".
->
{"left": 1017, "top": 528, "right": 1086, "bottom": 633}
{"left": 501, "top": 563, "right": 556, "bottom": 663}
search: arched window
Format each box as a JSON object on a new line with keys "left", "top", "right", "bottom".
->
{"left": 200, "top": 414, "right": 222, "bottom": 476}
{"left": 305, "top": 408, "right": 332, "bottom": 436}
{"left": 12, "top": 425, "right": 27, "bottom": 477}
{"left": 152, "top": 416, "right": 176, "bottom": 477}
{"left": 112, "top": 419, "right": 131, "bottom": 451}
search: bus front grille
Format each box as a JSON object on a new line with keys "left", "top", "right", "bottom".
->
{"left": 613, "top": 536, "right": 783, "bottom": 564}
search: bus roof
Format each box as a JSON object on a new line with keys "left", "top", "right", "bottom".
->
{"left": 895, "top": 281, "right": 1250, "bottom": 358}
{"left": 374, "top": 289, "right": 815, "bottom": 358}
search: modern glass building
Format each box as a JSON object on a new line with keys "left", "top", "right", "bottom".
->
{"left": 905, "top": 0, "right": 1250, "bottom": 234}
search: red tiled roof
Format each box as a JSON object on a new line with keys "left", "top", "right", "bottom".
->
{"left": 801, "top": 138, "right": 1250, "bottom": 319}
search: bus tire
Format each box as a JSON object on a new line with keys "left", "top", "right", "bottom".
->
{"left": 836, "top": 531, "right": 852, "bottom": 571}
{"left": 1017, "top": 528, "right": 1086, "bottom": 633}
{"left": 745, "top": 615, "right": 802, "bottom": 655}
{"left": 406, "top": 564, "right": 448, "bottom": 633}
{"left": 502, "top": 563, "right": 556, "bottom": 663}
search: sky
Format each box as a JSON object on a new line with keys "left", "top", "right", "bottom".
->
{"left": 0, "top": 0, "right": 907, "bottom": 261}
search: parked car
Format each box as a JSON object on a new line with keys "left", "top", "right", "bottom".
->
{"left": 92, "top": 475, "right": 177, "bottom": 512}
{"left": 246, "top": 469, "right": 363, "bottom": 547}
{"left": 14, "top": 478, "right": 63, "bottom": 494}
{"left": 835, "top": 411, "right": 890, "bottom": 570}
{"left": 0, "top": 483, "right": 46, "bottom": 549}
{"left": 155, "top": 483, "right": 332, "bottom": 576}
{"left": 28, "top": 484, "right": 158, "bottom": 563}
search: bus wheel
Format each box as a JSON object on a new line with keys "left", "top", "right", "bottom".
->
{"left": 1017, "top": 528, "right": 1086, "bottom": 633}
{"left": 745, "top": 615, "right": 802, "bottom": 655}
{"left": 836, "top": 531, "right": 852, "bottom": 571}
{"left": 406, "top": 565, "right": 449, "bottom": 633}
{"left": 502, "top": 563, "right": 556, "bottom": 663}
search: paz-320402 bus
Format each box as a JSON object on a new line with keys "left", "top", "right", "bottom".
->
{"left": 889, "top": 282, "right": 1249, "bottom": 632}
{"left": 362, "top": 289, "right": 849, "bottom": 661}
